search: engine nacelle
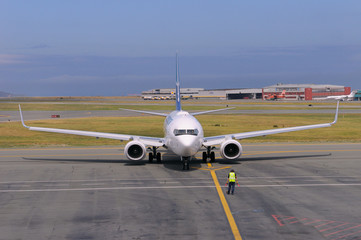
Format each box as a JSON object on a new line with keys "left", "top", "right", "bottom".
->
{"left": 124, "top": 141, "right": 146, "bottom": 161}
{"left": 220, "top": 140, "right": 242, "bottom": 160}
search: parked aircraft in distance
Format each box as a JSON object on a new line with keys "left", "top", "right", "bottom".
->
{"left": 264, "top": 90, "right": 286, "bottom": 100}
{"left": 314, "top": 90, "right": 356, "bottom": 101}
{"left": 19, "top": 54, "right": 340, "bottom": 170}
{"left": 325, "top": 91, "right": 356, "bottom": 101}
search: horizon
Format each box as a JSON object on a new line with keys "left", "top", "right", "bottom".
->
{"left": 1, "top": 1, "right": 361, "bottom": 96}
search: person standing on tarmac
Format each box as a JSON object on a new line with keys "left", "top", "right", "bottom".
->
{"left": 226, "top": 169, "right": 239, "bottom": 195}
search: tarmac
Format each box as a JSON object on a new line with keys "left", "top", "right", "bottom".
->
{"left": 1, "top": 143, "right": 361, "bottom": 239}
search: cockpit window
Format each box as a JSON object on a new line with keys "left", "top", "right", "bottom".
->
{"left": 174, "top": 129, "right": 199, "bottom": 136}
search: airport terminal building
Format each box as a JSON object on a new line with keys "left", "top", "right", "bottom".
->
{"left": 142, "top": 83, "right": 352, "bottom": 101}
{"left": 142, "top": 88, "right": 262, "bottom": 100}
{"left": 262, "top": 83, "right": 351, "bottom": 100}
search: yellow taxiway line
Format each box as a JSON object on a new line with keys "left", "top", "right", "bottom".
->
{"left": 207, "top": 163, "right": 243, "bottom": 240}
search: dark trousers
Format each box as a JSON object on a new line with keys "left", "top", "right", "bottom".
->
{"left": 227, "top": 182, "right": 235, "bottom": 194}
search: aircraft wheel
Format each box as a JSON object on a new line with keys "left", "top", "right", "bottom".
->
{"left": 156, "top": 152, "right": 161, "bottom": 163}
{"left": 182, "top": 158, "right": 190, "bottom": 170}
{"left": 210, "top": 152, "right": 215, "bottom": 162}
{"left": 202, "top": 152, "right": 207, "bottom": 162}
{"left": 149, "top": 153, "right": 153, "bottom": 163}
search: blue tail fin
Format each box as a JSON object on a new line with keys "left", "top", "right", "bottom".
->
{"left": 175, "top": 53, "right": 181, "bottom": 111}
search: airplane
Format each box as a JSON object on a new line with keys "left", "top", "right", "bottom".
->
{"left": 264, "top": 90, "right": 286, "bottom": 100}
{"left": 324, "top": 90, "right": 356, "bottom": 101}
{"left": 19, "top": 54, "right": 340, "bottom": 170}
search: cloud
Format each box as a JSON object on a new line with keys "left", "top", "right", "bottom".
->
{"left": 29, "top": 44, "right": 51, "bottom": 49}
{"left": 37, "top": 74, "right": 101, "bottom": 84}
{"left": 0, "top": 54, "right": 26, "bottom": 65}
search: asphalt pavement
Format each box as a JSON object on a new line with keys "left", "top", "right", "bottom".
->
{"left": 1, "top": 143, "right": 361, "bottom": 239}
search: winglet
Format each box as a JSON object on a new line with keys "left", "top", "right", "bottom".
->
{"left": 18, "top": 105, "right": 29, "bottom": 128}
{"left": 331, "top": 101, "right": 340, "bottom": 125}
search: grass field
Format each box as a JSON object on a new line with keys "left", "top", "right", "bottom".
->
{"left": 2, "top": 101, "right": 359, "bottom": 112}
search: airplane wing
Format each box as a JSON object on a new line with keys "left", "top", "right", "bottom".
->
{"left": 119, "top": 108, "right": 169, "bottom": 117}
{"left": 19, "top": 105, "right": 164, "bottom": 147}
{"left": 191, "top": 107, "right": 234, "bottom": 116}
{"left": 203, "top": 101, "right": 339, "bottom": 146}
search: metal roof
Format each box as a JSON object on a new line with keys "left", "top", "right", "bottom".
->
{"left": 265, "top": 83, "right": 345, "bottom": 88}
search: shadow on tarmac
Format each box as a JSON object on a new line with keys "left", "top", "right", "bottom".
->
{"left": 239, "top": 153, "right": 332, "bottom": 162}
{"left": 22, "top": 153, "right": 331, "bottom": 171}
{"left": 22, "top": 157, "right": 146, "bottom": 165}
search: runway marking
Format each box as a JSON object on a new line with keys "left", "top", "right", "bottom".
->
{"left": 43, "top": 184, "right": 70, "bottom": 187}
{"left": 1, "top": 182, "right": 361, "bottom": 193}
{"left": 0, "top": 185, "right": 213, "bottom": 193}
{"left": 242, "top": 148, "right": 361, "bottom": 156}
{"left": 207, "top": 163, "right": 243, "bottom": 240}
{"left": 0, "top": 177, "right": 211, "bottom": 185}
{"left": 273, "top": 215, "right": 361, "bottom": 240}
{"left": 192, "top": 165, "right": 231, "bottom": 171}
{"left": 81, "top": 183, "right": 105, "bottom": 186}
{"left": 0, "top": 147, "right": 121, "bottom": 152}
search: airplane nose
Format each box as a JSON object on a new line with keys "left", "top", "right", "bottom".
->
{"left": 178, "top": 136, "right": 199, "bottom": 156}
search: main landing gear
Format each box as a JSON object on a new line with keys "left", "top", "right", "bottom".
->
{"left": 182, "top": 157, "right": 191, "bottom": 170}
{"left": 202, "top": 146, "right": 215, "bottom": 163}
{"left": 148, "top": 146, "right": 161, "bottom": 163}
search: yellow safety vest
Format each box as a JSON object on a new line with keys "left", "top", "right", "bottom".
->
{"left": 229, "top": 172, "right": 236, "bottom": 182}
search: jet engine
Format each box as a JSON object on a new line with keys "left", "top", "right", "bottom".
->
{"left": 124, "top": 141, "right": 146, "bottom": 161}
{"left": 220, "top": 140, "right": 242, "bottom": 160}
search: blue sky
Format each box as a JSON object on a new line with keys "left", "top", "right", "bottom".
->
{"left": 1, "top": 1, "right": 361, "bottom": 96}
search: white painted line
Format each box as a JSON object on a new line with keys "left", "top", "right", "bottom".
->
{"left": 303, "top": 179, "right": 326, "bottom": 182}
{"left": 0, "top": 185, "right": 211, "bottom": 193}
{"left": 1, "top": 182, "right": 361, "bottom": 193}
{"left": 0, "top": 177, "right": 211, "bottom": 185}
{"left": 10, "top": 185, "right": 31, "bottom": 188}
{"left": 43, "top": 184, "right": 70, "bottom": 187}
{"left": 266, "top": 180, "right": 290, "bottom": 183}
{"left": 81, "top": 183, "right": 105, "bottom": 186}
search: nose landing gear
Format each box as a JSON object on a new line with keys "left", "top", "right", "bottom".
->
{"left": 182, "top": 156, "right": 191, "bottom": 170}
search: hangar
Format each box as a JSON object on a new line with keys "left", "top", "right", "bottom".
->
{"left": 262, "top": 83, "right": 351, "bottom": 100}
{"left": 142, "top": 83, "right": 352, "bottom": 101}
{"left": 141, "top": 88, "right": 263, "bottom": 100}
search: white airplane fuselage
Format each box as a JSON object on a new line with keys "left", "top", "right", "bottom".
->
{"left": 164, "top": 110, "right": 204, "bottom": 157}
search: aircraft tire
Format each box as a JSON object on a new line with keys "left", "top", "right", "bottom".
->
{"left": 156, "top": 152, "right": 161, "bottom": 163}
{"left": 210, "top": 152, "right": 215, "bottom": 162}
{"left": 202, "top": 152, "right": 207, "bottom": 162}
